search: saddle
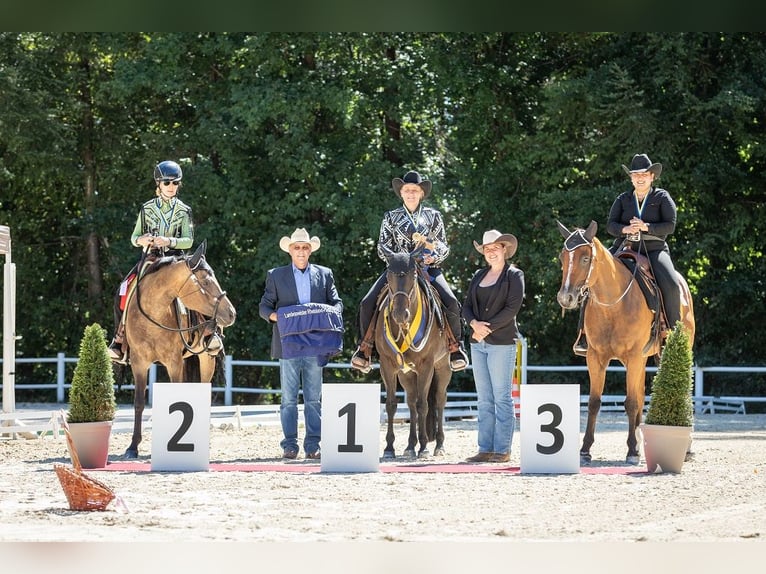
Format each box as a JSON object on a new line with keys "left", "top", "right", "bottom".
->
{"left": 614, "top": 248, "right": 667, "bottom": 351}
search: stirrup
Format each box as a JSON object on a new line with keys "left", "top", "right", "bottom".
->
{"left": 350, "top": 349, "right": 372, "bottom": 374}
{"left": 449, "top": 348, "right": 468, "bottom": 372}
{"left": 206, "top": 333, "right": 224, "bottom": 356}
{"left": 573, "top": 335, "right": 588, "bottom": 357}
{"left": 108, "top": 344, "right": 128, "bottom": 365}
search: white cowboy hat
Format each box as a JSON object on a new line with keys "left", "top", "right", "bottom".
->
{"left": 279, "top": 228, "right": 321, "bottom": 253}
{"left": 473, "top": 229, "right": 518, "bottom": 259}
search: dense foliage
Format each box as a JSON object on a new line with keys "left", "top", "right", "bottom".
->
{"left": 1, "top": 33, "right": 764, "bottom": 400}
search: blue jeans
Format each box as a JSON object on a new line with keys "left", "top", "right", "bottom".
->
{"left": 469, "top": 340, "right": 516, "bottom": 454}
{"left": 279, "top": 357, "right": 323, "bottom": 453}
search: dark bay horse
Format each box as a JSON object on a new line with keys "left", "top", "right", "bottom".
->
{"left": 123, "top": 241, "right": 236, "bottom": 458}
{"left": 556, "top": 221, "right": 695, "bottom": 464}
{"left": 376, "top": 247, "right": 452, "bottom": 459}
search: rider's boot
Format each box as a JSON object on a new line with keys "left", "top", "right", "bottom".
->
{"left": 108, "top": 324, "right": 128, "bottom": 365}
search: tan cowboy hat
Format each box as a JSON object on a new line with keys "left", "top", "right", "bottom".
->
{"left": 622, "top": 153, "right": 662, "bottom": 178}
{"left": 279, "top": 228, "right": 321, "bottom": 253}
{"left": 392, "top": 170, "right": 432, "bottom": 199}
{"left": 473, "top": 229, "right": 518, "bottom": 259}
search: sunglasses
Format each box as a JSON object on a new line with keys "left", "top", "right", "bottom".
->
{"left": 160, "top": 180, "right": 181, "bottom": 187}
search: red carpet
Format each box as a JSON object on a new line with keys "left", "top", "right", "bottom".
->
{"left": 94, "top": 461, "right": 643, "bottom": 475}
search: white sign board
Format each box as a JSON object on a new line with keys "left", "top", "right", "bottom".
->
{"left": 520, "top": 384, "right": 580, "bottom": 474}
{"left": 321, "top": 383, "right": 380, "bottom": 473}
{"left": 151, "top": 382, "right": 211, "bottom": 472}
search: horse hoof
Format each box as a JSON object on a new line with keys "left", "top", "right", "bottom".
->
{"left": 403, "top": 449, "right": 416, "bottom": 459}
{"left": 626, "top": 454, "right": 641, "bottom": 465}
{"left": 382, "top": 451, "right": 395, "bottom": 460}
{"left": 124, "top": 448, "right": 138, "bottom": 459}
{"left": 417, "top": 449, "right": 431, "bottom": 459}
{"left": 433, "top": 447, "right": 445, "bottom": 457}
{"left": 684, "top": 451, "right": 695, "bottom": 462}
{"left": 580, "top": 453, "right": 592, "bottom": 465}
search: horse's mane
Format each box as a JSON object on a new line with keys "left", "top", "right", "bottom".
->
{"left": 386, "top": 252, "right": 414, "bottom": 274}
{"left": 141, "top": 253, "right": 210, "bottom": 277}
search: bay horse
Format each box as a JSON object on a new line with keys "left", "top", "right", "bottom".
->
{"left": 376, "top": 246, "right": 452, "bottom": 459}
{"left": 556, "top": 221, "right": 695, "bottom": 464}
{"left": 122, "top": 241, "right": 236, "bottom": 458}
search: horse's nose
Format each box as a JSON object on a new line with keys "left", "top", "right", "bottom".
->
{"left": 557, "top": 290, "right": 578, "bottom": 310}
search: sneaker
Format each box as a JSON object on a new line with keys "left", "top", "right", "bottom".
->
{"left": 108, "top": 344, "right": 127, "bottom": 365}
{"left": 206, "top": 333, "right": 223, "bottom": 356}
{"left": 350, "top": 349, "right": 372, "bottom": 374}
{"left": 449, "top": 347, "right": 468, "bottom": 372}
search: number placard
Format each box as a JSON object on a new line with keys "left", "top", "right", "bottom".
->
{"left": 520, "top": 384, "right": 580, "bottom": 474}
{"left": 151, "top": 382, "right": 211, "bottom": 472}
{"left": 320, "top": 383, "right": 380, "bottom": 473}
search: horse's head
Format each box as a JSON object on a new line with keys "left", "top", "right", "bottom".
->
{"left": 382, "top": 247, "right": 419, "bottom": 327}
{"left": 556, "top": 220, "right": 598, "bottom": 310}
{"left": 180, "top": 241, "right": 237, "bottom": 327}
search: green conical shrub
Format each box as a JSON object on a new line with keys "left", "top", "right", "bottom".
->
{"left": 645, "top": 323, "right": 694, "bottom": 427}
{"left": 67, "top": 323, "right": 117, "bottom": 423}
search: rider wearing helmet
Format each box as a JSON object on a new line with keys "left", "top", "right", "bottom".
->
{"left": 108, "top": 160, "right": 222, "bottom": 363}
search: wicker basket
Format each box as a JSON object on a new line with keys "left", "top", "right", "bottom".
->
{"left": 55, "top": 425, "right": 115, "bottom": 511}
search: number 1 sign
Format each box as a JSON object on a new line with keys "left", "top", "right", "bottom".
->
{"left": 320, "top": 383, "right": 380, "bottom": 473}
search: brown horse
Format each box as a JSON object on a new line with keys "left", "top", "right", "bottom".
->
{"left": 123, "top": 241, "right": 236, "bottom": 458}
{"left": 556, "top": 221, "right": 695, "bottom": 464}
{"left": 376, "top": 247, "right": 452, "bottom": 459}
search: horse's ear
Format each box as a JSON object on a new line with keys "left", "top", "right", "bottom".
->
{"left": 380, "top": 244, "right": 395, "bottom": 262}
{"left": 585, "top": 220, "right": 598, "bottom": 240}
{"left": 188, "top": 240, "right": 206, "bottom": 268}
{"left": 556, "top": 220, "right": 571, "bottom": 238}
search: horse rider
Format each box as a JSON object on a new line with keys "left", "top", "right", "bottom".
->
{"left": 573, "top": 153, "right": 682, "bottom": 356}
{"left": 107, "top": 160, "right": 223, "bottom": 364}
{"left": 350, "top": 170, "right": 469, "bottom": 373}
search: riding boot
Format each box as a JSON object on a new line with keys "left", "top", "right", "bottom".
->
{"left": 108, "top": 322, "right": 128, "bottom": 365}
{"left": 445, "top": 318, "right": 468, "bottom": 372}
{"left": 573, "top": 295, "right": 589, "bottom": 357}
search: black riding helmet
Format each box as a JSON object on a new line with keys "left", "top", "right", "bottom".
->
{"left": 154, "top": 160, "right": 182, "bottom": 183}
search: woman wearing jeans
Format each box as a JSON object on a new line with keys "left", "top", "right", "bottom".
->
{"left": 462, "top": 230, "right": 525, "bottom": 463}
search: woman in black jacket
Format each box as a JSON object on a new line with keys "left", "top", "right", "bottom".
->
{"left": 462, "top": 230, "right": 525, "bottom": 464}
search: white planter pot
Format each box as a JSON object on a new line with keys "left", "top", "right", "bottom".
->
{"left": 639, "top": 423, "right": 692, "bottom": 473}
{"left": 67, "top": 420, "right": 113, "bottom": 469}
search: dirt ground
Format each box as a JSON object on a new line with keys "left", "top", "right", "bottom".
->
{"left": 1, "top": 410, "right": 764, "bottom": 572}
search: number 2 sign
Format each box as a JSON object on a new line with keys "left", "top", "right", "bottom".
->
{"left": 151, "top": 382, "right": 211, "bottom": 472}
{"left": 520, "top": 384, "right": 580, "bottom": 474}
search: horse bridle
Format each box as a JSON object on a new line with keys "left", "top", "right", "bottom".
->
{"left": 134, "top": 257, "right": 227, "bottom": 343}
{"left": 563, "top": 230, "right": 638, "bottom": 308}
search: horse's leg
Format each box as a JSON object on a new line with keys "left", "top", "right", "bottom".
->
{"left": 383, "top": 375, "right": 398, "bottom": 459}
{"left": 414, "top": 376, "right": 434, "bottom": 459}
{"left": 429, "top": 362, "right": 450, "bottom": 456}
{"left": 126, "top": 363, "right": 150, "bottom": 458}
{"left": 623, "top": 355, "right": 648, "bottom": 465}
{"left": 581, "top": 355, "right": 607, "bottom": 464}
{"left": 401, "top": 381, "right": 420, "bottom": 458}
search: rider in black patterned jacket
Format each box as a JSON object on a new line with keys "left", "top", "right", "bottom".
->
{"left": 350, "top": 170, "right": 469, "bottom": 373}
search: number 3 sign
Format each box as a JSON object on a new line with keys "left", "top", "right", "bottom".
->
{"left": 151, "top": 382, "right": 211, "bottom": 472}
{"left": 520, "top": 384, "right": 580, "bottom": 474}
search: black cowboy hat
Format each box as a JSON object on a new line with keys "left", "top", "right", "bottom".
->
{"left": 622, "top": 153, "right": 662, "bottom": 178}
{"left": 392, "top": 170, "right": 432, "bottom": 199}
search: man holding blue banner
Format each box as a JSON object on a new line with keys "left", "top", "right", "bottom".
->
{"left": 259, "top": 228, "right": 344, "bottom": 461}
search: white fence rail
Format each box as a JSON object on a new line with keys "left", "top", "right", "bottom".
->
{"left": 2, "top": 351, "right": 765, "bottom": 417}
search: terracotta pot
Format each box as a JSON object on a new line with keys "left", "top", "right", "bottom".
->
{"left": 67, "top": 420, "right": 113, "bottom": 469}
{"left": 639, "top": 423, "right": 692, "bottom": 473}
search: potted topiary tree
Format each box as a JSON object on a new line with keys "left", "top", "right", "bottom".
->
{"left": 66, "top": 322, "right": 117, "bottom": 469}
{"left": 640, "top": 323, "right": 695, "bottom": 473}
